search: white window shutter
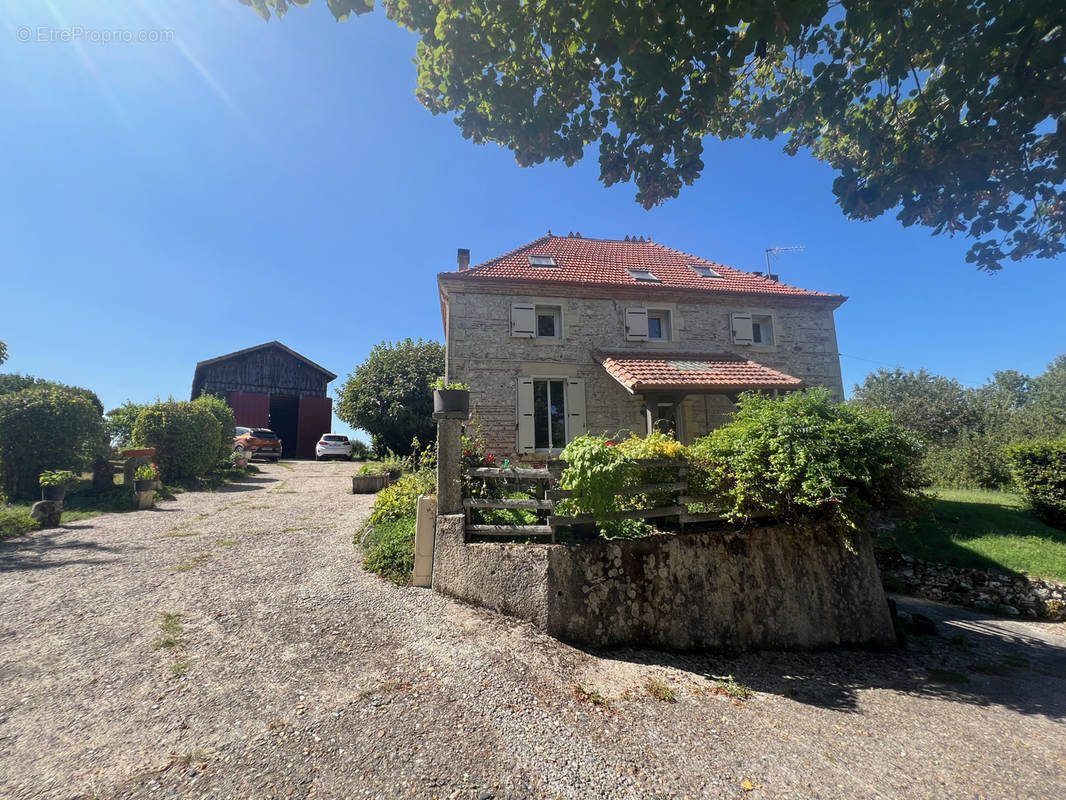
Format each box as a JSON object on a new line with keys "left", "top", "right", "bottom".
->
{"left": 566, "top": 378, "right": 586, "bottom": 441}
{"left": 510, "top": 303, "right": 536, "bottom": 338}
{"left": 625, "top": 307, "right": 649, "bottom": 341}
{"left": 516, "top": 378, "right": 535, "bottom": 452}
{"left": 731, "top": 312, "right": 754, "bottom": 345}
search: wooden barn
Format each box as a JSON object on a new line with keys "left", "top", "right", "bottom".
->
{"left": 191, "top": 341, "right": 337, "bottom": 459}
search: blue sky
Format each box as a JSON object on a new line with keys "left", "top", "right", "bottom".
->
{"left": 2, "top": 1, "right": 1064, "bottom": 443}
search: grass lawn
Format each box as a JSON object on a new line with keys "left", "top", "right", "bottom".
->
{"left": 879, "top": 488, "right": 1066, "bottom": 582}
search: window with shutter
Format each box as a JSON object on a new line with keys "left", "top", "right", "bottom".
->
{"left": 566, "top": 378, "right": 586, "bottom": 440}
{"left": 625, "top": 307, "right": 649, "bottom": 341}
{"left": 510, "top": 303, "right": 536, "bottom": 338}
{"left": 731, "top": 312, "right": 754, "bottom": 345}
{"left": 516, "top": 378, "right": 535, "bottom": 452}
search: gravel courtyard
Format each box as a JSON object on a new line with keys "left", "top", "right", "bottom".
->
{"left": 1, "top": 460, "right": 1064, "bottom": 800}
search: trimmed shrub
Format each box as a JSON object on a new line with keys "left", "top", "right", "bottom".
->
{"left": 0, "top": 385, "right": 107, "bottom": 499}
{"left": 366, "top": 470, "right": 435, "bottom": 526}
{"left": 132, "top": 401, "right": 221, "bottom": 482}
{"left": 0, "top": 506, "right": 39, "bottom": 538}
{"left": 192, "top": 394, "right": 237, "bottom": 463}
{"left": 689, "top": 388, "right": 924, "bottom": 531}
{"left": 361, "top": 518, "right": 416, "bottom": 584}
{"left": 1007, "top": 437, "right": 1066, "bottom": 530}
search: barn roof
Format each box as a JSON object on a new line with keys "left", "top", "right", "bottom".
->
{"left": 194, "top": 341, "right": 337, "bottom": 381}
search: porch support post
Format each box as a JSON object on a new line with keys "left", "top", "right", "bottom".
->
{"left": 434, "top": 410, "right": 466, "bottom": 515}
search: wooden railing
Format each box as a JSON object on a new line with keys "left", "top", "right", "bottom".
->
{"left": 462, "top": 459, "right": 723, "bottom": 541}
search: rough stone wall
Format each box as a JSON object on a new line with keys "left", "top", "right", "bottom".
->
{"left": 432, "top": 514, "right": 896, "bottom": 651}
{"left": 877, "top": 550, "right": 1066, "bottom": 620}
{"left": 445, "top": 289, "right": 843, "bottom": 455}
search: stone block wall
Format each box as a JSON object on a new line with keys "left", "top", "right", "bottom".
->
{"left": 433, "top": 515, "right": 896, "bottom": 651}
{"left": 444, "top": 287, "right": 844, "bottom": 456}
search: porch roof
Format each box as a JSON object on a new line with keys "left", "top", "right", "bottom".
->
{"left": 595, "top": 351, "right": 805, "bottom": 394}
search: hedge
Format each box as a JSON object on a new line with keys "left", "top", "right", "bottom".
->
{"left": 192, "top": 394, "right": 237, "bottom": 463}
{"left": 1007, "top": 437, "right": 1066, "bottom": 530}
{"left": 132, "top": 401, "right": 221, "bottom": 482}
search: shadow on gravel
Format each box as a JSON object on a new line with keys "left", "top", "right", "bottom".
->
{"left": 591, "top": 610, "right": 1066, "bottom": 720}
{"left": 0, "top": 530, "right": 126, "bottom": 572}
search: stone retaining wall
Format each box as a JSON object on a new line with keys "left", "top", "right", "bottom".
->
{"left": 876, "top": 550, "right": 1066, "bottom": 620}
{"left": 433, "top": 514, "right": 896, "bottom": 651}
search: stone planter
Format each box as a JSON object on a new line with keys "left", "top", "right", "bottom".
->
{"left": 433, "top": 389, "right": 469, "bottom": 416}
{"left": 134, "top": 479, "right": 155, "bottom": 493}
{"left": 121, "top": 448, "right": 156, "bottom": 459}
{"left": 352, "top": 474, "right": 390, "bottom": 494}
{"left": 40, "top": 485, "right": 67, "bottom": 502}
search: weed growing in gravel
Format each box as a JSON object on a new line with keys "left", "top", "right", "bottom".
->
{"left": 172, "top": 749, "right": 209, "bottom": 767}
{"left": 281, "top": 526, "right": 305, "bottom": 533}
{"left": 171, "top": 660, "right": 190, "bottom": 677}
{"left": 163, "top": 529, "right": 203, "bottom": 539}
{"left": 645, "top": 679, "right": 677, "bottom": 703}
{"left": 572, "top": 685, "right": 611, "bottom": 709}
{"left": 358, "top": 679, "right": 412, "bottom": 698}
{"left": 267, "top": 719, "right": 287, "bottom": 730}
{"left": 713, "top": 675, "right": 753, "bottom": 701}
{"left": 270, "top": 480, "right": 295, "bottom": 494}
{"left": 218, "top": 539, "right": 238, "bottom": 547}
{"left": 154, "top": 613, "right": 185, "bottom": 650}
{"left": 275, "top": 461, "right": 295, "bottom": 470}
{"left": 175, "top": 553, "right": 213, "bottom": 572}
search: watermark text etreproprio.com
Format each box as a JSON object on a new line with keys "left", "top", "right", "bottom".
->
{"left": 16, "top": 26, "right": 175, "bottom": 45}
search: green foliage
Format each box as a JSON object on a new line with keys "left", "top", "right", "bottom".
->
{"left": 132, "top": 401, "right": 221, "bottom": 482}
{"left": 852, "top": 368, "right": 972, "bottom": 447}
{"left": 0, "top": 384, "right": 107, "bottom": 498}
{"left": 192, "top": 394, "right": 238, "bottom": 463}
{"left": 0, "top": 340, "right": 6, "bottom": 365}
{"left": 1007, "top": 437, "right": 1066, "bottom": 530}
{"left": 361, "top": 517, "right": 415, "bottom": 585}
{"left": 106, "top": 401, "right": 148, "bottom": 449}
{"left": 472, "top": 492, "right": 539, "bottom": 526}
{"left": 690, "top": 388, "right": 924, "bottom": 531}
{"left": 366, "top": 469, "right": 435, "bottom": 526}
{"left": 431, "top": 377, "right": 469, "bottom": 391}
{"left": 38, "top": 469, "right": 77, "bottom": 488}
{"left": 250, "top": 0, "right": 1065, "bottom": 271}
{"left": 335, "top": 338, "right": 445, "bottom": 456}
{"left": 350, "top": 439, "right": 370, "bottom": 460}
{"left": 558, "top": 435, "right": 631, "bottom": 521}
{"left": 0, "top": 505, "right": 38, "bottom": 538}
{"left": 134, "top": 463, "right": 160, "bottom": 481}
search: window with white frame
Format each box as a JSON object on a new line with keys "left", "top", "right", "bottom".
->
{"left": 536, "top": 305, "right": 561, "bottom": 338}
{"left": 516, "top": 377, "right": 586, "bottom": 452}
{"left": 647, "top": 310, "right": 671, "bottom": 341}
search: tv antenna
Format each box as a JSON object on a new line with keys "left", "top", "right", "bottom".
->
{"left": 764, "top": 245, "right": 805, "bottom": 278}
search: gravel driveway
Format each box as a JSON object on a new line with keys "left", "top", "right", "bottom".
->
{"left": 1, "top": 460, "right": 1064, "bottom": 800}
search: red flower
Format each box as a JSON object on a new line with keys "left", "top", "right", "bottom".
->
{"left": 605, "top": 441, "right": 616, "bottom": 446}
{"left": 462, "top": 449, "right": 469, "bottom": 457}
{"left": 485, "top": 454, "right": 496, "bottom": 463}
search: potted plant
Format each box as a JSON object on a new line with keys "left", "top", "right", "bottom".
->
{"left": 38, "top": 470, "right": 76, "bottom": 502}
{"left": 133, "top": 463, "right": 159, "bottom": 493}
{"left": 432, "top": 378, "right": 470, "bottom": 415}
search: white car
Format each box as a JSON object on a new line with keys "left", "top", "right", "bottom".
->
{"left": 315, "top": 434, "right": 353, "bottom": 461}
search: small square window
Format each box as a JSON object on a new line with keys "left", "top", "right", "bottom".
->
{"left": 536, "top": 305, "right": 561, "bottom": 338}
{"left": 627, "top": 268, "right": 660, "bottom": 282}
{"left": 688, "top": 263, "right": 723, "bottom": 278}
{"left": 751, "top": 315, "right": 774, "bottom": 345}
{"left": 528, "top": 254, "right": 557, "bottom": 267}
{"left": 647, "top": 310, "right": 671, "bottom": 341}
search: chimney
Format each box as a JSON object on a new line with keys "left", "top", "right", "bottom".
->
{"left": 457, "top": 248, "right": 470, "bottom": 271}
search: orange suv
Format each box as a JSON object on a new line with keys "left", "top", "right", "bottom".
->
{"left": 233, "top": 428, "right": 282, "bottom": 462}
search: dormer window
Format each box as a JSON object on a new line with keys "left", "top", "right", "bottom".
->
{"left": 688, "top": 263, "right": 723, "bottom": 278}
{"left": 528, "top": 254, "right": 557, "bottom": 267}
{"left": 627, "top": 268, "right": 660, "bottom": 282}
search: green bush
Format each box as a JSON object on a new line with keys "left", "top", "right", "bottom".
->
{"left": 192, "top": 394, "right": 237, "bottom": 463}
{"left": 0, "top": 506, "right": 39, "bottom": 538}
{"left": 0, "top": 385, "right": 107, "bottom": 499}
{"left": 1007, "top": 437, "right": 1066, "bottom": 530}
{"left": 689, "top": 388, "right": 924, "bottom": 531}
{"left": 923, "top": 431, "right": 1011, "bottom": 490}
{"left": 105, "top": 401, "right": 149, "bottom": 450}
{"left": 132, "top": 401, "right": 221, "bottom": 482}
{"left": 361, "top": 518, "right": 416, "bottom": 584}
{"left": 366, "top": 470, "right": 435, "bottom": 526}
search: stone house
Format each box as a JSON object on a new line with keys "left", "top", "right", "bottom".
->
{"left": 437, "top": 233, "right": 846, "bottom": 458}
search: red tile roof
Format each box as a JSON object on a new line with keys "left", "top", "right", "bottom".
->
{"left": 596, "top": 351, "right": 804, "bottom": 393}
{"left": 440, "top": 234, "right": 842, "bottom": 302}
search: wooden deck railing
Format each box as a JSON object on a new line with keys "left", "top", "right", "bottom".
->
{"left": 461, "top": 459, "right": 723, "bottom": 541}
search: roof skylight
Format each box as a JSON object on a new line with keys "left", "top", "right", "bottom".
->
{"left": 528, "top": 254, "right": 558, "bottom": 267}
{"left": 627, "top": 268, "right": 660, "bottom": 282}
{"left": 688, "top": 263, "right": 723, "bottom": 278}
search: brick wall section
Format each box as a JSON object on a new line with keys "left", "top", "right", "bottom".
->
{"left": 446, "top": 288, "right": 844, "bottom": 457}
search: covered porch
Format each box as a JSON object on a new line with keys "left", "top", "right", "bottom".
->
{"left": 595, "top": 351, "right": 805, "bottom": 444}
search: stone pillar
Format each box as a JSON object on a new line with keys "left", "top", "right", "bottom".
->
{"left": 433, "top": 411, "right": 466, "bottom": 515}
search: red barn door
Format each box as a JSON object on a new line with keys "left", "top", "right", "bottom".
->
{"left": 296, "top": 396, "right": 332, "bottom": 459}
{"left": 229, "top": 392, "right": 270, "bottom": 428}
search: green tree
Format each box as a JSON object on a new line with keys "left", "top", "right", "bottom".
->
{"left": 335, "top": 338, "right": 445, "bottom": 456}
{"left": 0, "top": 340, "right": 7, "bottom": 365}
{"left": 192, "top": 394, "right": 238, "bottom": 463}
{"left": 1013, "top": 355, "right": 1066, "bottom": 440}
{"left": 244, "top": 0, "right": 1065, "bottom": 271}
{"left": 851, "top": 368, "right": 972, "bottom": 446}
{"left": 0, "top": 385, "right": 108, "bottom": 498}
{"left": 106, "top": 401, "right": 149, "bottom": 450}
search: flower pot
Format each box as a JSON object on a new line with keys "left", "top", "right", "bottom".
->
{"left": 41, "top": 485, "right": 66, "bottom": 502}
{"left": 121, "top": 448, "right": 156, "bottom": 459}
{"left": 134, "top": 479, "right": 155, "bottom": 492}
{"left": 433, "top": 389, "right": 469, "bottom": 415}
